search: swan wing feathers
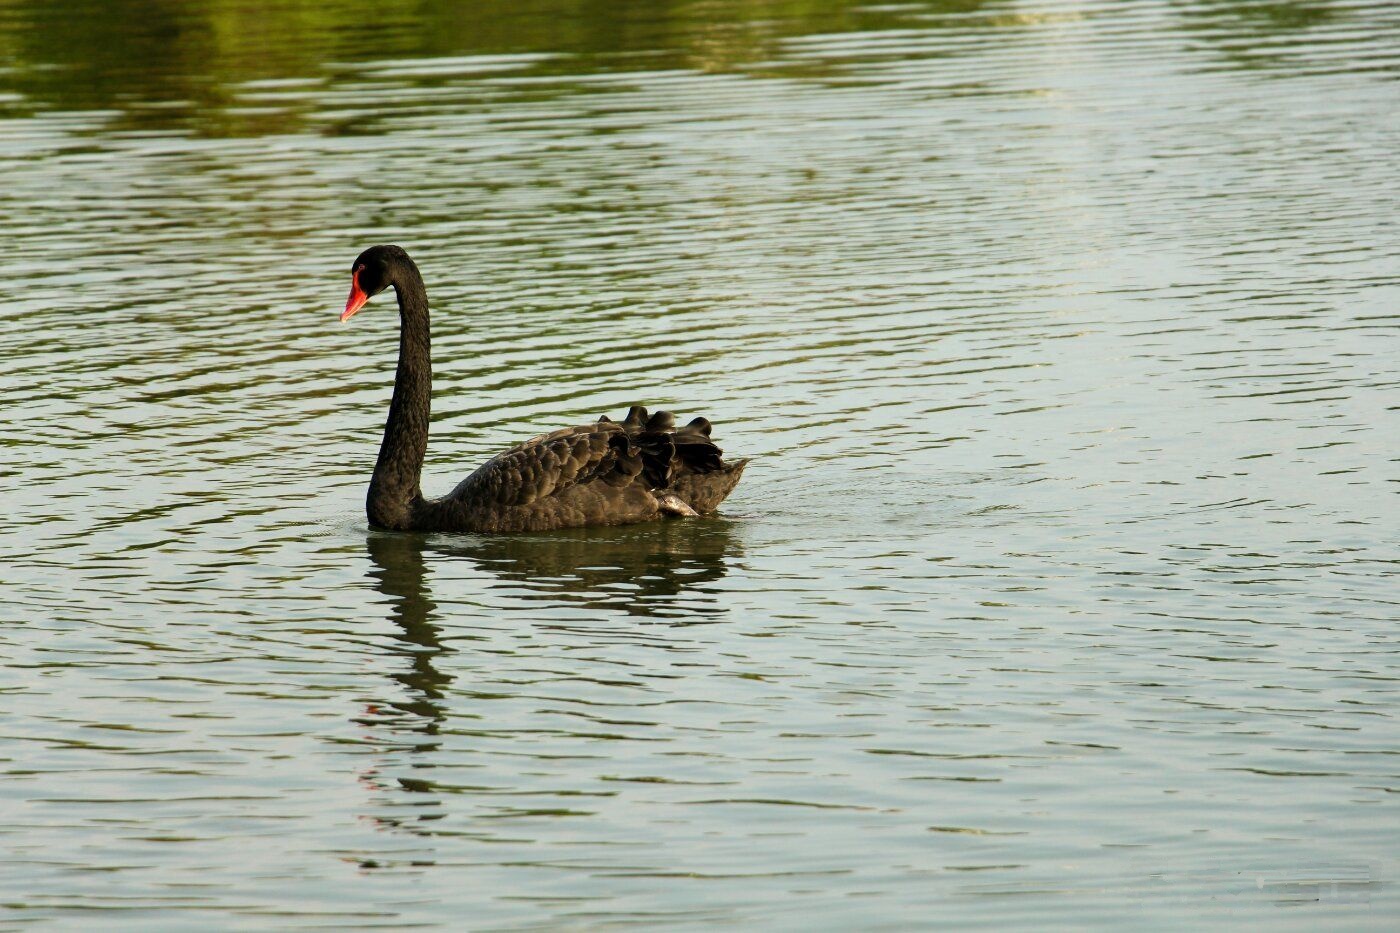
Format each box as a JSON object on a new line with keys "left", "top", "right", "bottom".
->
{"left": 462, "top": 407, "right": 727, "bottom": 507}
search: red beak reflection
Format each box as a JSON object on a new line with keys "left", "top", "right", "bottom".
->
{"left": 342, "top": 266, "right": 369, "bottom": 322}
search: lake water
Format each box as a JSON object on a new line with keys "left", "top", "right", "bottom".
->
{"left": 1, "top": 0, "right": 1397, "bottom": 927}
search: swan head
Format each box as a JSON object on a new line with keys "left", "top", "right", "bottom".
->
{"left": 342, "top": 244, "right": 410, "bottom": 322}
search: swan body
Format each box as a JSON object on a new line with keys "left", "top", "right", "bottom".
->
{"left": 341, "top": 245, "right": 747, "bottom": 533}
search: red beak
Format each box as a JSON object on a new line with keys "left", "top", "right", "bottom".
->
{"left": 342, "top": 267, "right": 369, "bottom": 322}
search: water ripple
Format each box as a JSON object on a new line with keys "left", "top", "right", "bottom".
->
{"left": 2, "top": 0, "right": 1397, "bottom": 927}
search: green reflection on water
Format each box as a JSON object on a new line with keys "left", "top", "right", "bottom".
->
{"left": 0, "top": 0, "right": 1346, "bottom": 138}
{"left": 0, "top": 0, "right": 992, "bottom": 136}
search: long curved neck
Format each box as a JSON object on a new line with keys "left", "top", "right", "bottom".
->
{"left": 368, "top": 260, "right": 432, "bottom": 530}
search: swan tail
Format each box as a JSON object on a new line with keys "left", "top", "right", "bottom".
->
{"left": 600, "top": 406, "right": 747, "bottom": 512}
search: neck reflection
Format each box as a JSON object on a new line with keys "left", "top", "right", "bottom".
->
{"left": 364, "top": 531, "right": 452, "bottom": 737}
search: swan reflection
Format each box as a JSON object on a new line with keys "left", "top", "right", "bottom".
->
{"left": 459, "top": 519, "right": 742, "bottom": 622}
{"left": 354, "top": 520, "right": 742, "bottom": 838}
{"left": 359, "top": 518, "right": 742, "bottom": 728}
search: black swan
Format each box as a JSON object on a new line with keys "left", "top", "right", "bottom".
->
{"left": 340, "top": 245, "right": 747, "bottom": 533}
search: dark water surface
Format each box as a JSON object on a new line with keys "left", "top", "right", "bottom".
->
{"left": 2, "top": 0, "right": 1397, "bottom": 926}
